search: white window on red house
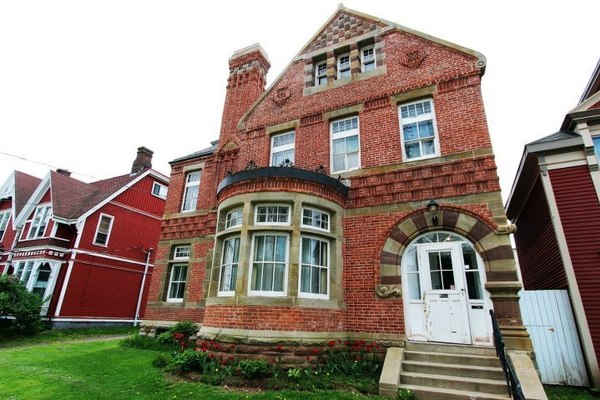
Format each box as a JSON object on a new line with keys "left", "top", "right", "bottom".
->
{"left": 255, "top": 205, "right": 290, "bottom": 225}
{"left": 167, "top": 245, "right": 191, "bottom": 302}
{"left": 270, "top": 131, "right": 295, "bottom": 166}
{"left": 0, "top": 210, "right": 10, "bottom": 241}
{"left": 301, "top": 207, "right": 330, "bottom": 232}
{"left": 93, "top": 214, "right": 114, "bottom": 246}
{"left": 299, "top": 236, "right": 329, "bottom": 299}
{"left": 181, "top": 171, "right": 201, "bottom": 212}
{"left": 361, "top": 46, "right": 376, "bottom": 72}
{"left": 218, "top": 236, "right": 240, "bottom": 295}
{"left": 337, "top": 53, "right": 351, "bottom": 78}
{"left": 152, "top": 181, "right": 168, "bottom": 199}
{"left": 331, "top": 116, "right": 360, "bottom": 173}
{"left": 399, "top": 99, "right": 440, "bottom": 161}
{"left": 593, "top": 137, "right": 600, "bottom": 162}
{"left": 315, "top": 60, "right": 328, "bottom": 85}
{"left": 250, "top": 233, "right": 288, "bottom": 296}
{"left": 26, "top": 205, "right": 51, "bottom": 239}
{"left": 225, "top": 208, "right": 243, "bottom": 229}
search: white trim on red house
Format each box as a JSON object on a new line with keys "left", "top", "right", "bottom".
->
{"left": 110, "top": 200, "right": 163, "bottom": 220}
{"left": 14, "top": 172, "right": 51, "bottom": 229}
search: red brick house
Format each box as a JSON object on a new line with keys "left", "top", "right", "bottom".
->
{"left": 1, "top": 147, "right": 168, "bottom": 327}
{"left": 142, "top": 6, "right": 540, "bottom": 397}
{"left": 506, "top": 59, "right": 600, "bottom": 386}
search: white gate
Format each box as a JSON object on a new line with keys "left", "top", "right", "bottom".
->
{"left": 520, "top": 290, "right": 589, "bottom": 386}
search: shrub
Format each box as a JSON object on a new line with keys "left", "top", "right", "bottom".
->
{"left": 172, "top": 349, "right": 206, "bottom": 373}
{"left": 0, "top": 275, "right": 45, "bottom": 334}
{"left": 398, "top": 387, "right": 415, "bottom": 400}
{"left": 171, "top": 321, "right": 198, "bottom": 337}
{"left": 152, "top": 353, "right": 171, "bottom": 369}
{"left": 121, "top": 334, "right": 177, "bottom": 351}
{"left": 238, "top": 359, "right": 269, "bottom": 379}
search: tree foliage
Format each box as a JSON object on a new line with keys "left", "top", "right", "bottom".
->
{"left": 0, "top": 274, "right": 44, "bottom": 334}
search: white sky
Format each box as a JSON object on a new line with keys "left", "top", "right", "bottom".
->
{"left": 1, "top": 1, "right": 598, "bottom": 204}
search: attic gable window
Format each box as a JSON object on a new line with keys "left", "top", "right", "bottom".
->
{"left": 0, "top": 211, "right": 10, "bottom": 240}
{"left": 361, "top": 46, "right": 375, "bottom": 72}
{"left": 93, "top": 214, "right": 114, "bottom": 247}
{"left": 152, "top": 182, "right": 168, "bottom": 199}
{"left": 315, "top": 61, "right": 328, "bottom": 85}
{"left": 181, "top": 171, "right": 201, "bottom": 212}
{"left": 337, "top": 53, "right": 351, "bottom": 78}
{"left": 26, "top": 205, "right": 51, "bottom": 239}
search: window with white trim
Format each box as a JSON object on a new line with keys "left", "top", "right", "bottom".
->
{"left": 361, "top": 46, "right": 375, "bottom": 72}
{"left": 331, "top": 116, "right": 360, "bottom": 173}
{"left": 301, "top": 207, "right": 330, "bottom": 232}
{"left": 255, "top": 205, "right": 290, "bottom": 225}
{"left": 27, "top": 205, "right": 51, "bottom": 239}
{"left": 219, "top": 236, "right": 240, "bottom": 295}
{"left": 152, "top": 182, "right": 168, "bottom": 199}
{"left": 337, "top": 53, "right": 351, "bottom": 78}
{"left": 593, "top": 137, "right": 600, "bottom": 162}
{"left": 167, "top": 245, "right": 191, "bottom": 302}
{"left": 93, "top": 214, "right": 114, "bottom": 246}
{"left": 225, "top": 208, "right": 243, "bottom": 229}
{"left": 181, "top": 171, "right": 201, "bottom": 212}
{"left": 271, "top": 131, "right": 295, "bottom": 166}
{"left": 0, "top": 210, "right": 10, "bottom": 240}
{"left": 315, "top": 61, "right": 328, "bottom": 85}
{"left": 250, "top": 233, "right": 288, "bottom": 295}
{"left": 299, "top": 236, "right": 329, "bottom": 299}
{"left": 399, "top": 99, "right": 439, "bottom": 161}
{"left": 32, "top": 263, "right": 52, "bottom": 298}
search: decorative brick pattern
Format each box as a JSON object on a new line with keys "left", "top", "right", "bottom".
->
{"left": 306, "top": 12, "right": 381, "bottom": 53}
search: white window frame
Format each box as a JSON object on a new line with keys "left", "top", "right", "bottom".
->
{"left": 181, "top": 171, "right": 201, "bottom": 212}
{"left": 0, "top": 210, "right": 10, "bottom": 241}
{"left": 301, "top": 207, "right": 330, "bottom": 232}
{"left": 248, "top": 233, "right": 289, "bottom": 297}
{"left": 315, "top": 60, "right": 328, "bottom": 85}
{"left": 26, "top": 204, "right": 52, "bottom": 239}
{"left": 93, "top": 214, "right": 114, "bottom": 247}
{"left": 254, "top": 204, "right": 291, "bottom": 226}
{"left": 330, "top": 116, "right": 361, "bottom": 174}
{"left": 593, "top": 136, "right": 600, "bottom": 162}
{"left": 270, "top": 131, "right": 295, "bottom": 166}
{"left": 398, "top": 98, "right": 440, "bottom": 161}
{"left": 225, "top": 208, "right": 243, "bottom": 229}
{"left": 337, "top": 53, "right": 351, "bottom": 79}
{"left": 361, "top": 45, "right": 376, "bottom": 72}
{"left": 166, "top": 263, "right": 187, "bottom": 303}
{"left": 299, "top": 235, "right": 330, "bottom": 300}
{"left": 173, "top": 245, "right": 191, "bottom": 260}
{"left": 218, "top": 236, "right": 240, "bottom": 296}
{"left": 152, "top": 181, "right": 168, "bottom": 199}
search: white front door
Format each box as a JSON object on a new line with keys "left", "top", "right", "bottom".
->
{"left": 403, "top": 232, "right": 491, "bottom": 345}
{"left": 422, "top": 246, "right": 471, "bottom": 344}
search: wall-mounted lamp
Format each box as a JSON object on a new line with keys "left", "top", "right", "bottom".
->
{"left": 427, "top": 199, "right": 439, "bottom": 225}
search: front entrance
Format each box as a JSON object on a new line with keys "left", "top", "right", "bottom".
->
{"left": 402, "top": 232, "right": 492, "bottom": 345}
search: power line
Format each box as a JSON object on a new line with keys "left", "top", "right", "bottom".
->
{"left": 0, "top": 150, "right": 97, "bottom": 180}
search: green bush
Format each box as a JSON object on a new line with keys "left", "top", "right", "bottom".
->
{"left": 121, "top": 334, "right": 177, "bottom": 351}
{"left": 0, "top": 275, "right": 45, "bottom": 334}
{"left": 172, "top": 349, "right": 206, "bottom": 373}
{"left": 171, "top": 321, "right": 198, "bottom": 337}
{"left": 238, "top": 359, "right": 269, "bottom": 379}
{"left": 152, "top": 353, "right": 171, "bottom": 369}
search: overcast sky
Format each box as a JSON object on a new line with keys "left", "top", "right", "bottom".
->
{"left": 1, "top": 1, "right": 598, "bottom": 204}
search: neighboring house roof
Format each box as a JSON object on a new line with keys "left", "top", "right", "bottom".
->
{"left": 580, "top": 58, "right": 600, "bottom": 104}
{"left": 170, "top": 142, "right": 217, "bottom": 164}
{"left": 528, "top": 131, "right": 580, "bottom": 145}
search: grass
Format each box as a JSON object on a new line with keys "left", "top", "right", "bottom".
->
{"left": 0, "top": 326, "right": 136, "bottom": 348}
{"left": 545, "top": 385, "right": 600, "bottom": 400}
{"left": 0, "top": 338, "right": 386, "bottom": 400}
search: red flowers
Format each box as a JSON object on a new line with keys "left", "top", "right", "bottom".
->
{"left": 327, "top": 340, "right": 336, "bottom": 347}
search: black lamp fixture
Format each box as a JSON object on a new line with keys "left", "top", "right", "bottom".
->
{"left": 427, "top": 199, "right": 439, "bottom": 225}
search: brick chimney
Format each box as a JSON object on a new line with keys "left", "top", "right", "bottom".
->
{"left": 56, "top": 168, "right": 72, "bottom": 177}
{"left": 131, "top": 146, "right": 153, "bottom": 174}
{"left": 219, "top": 43, "right": 270, "bottom": 139}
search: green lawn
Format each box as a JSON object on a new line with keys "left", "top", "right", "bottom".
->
{"left": 0, "top": 326, "right": 136, "bottom": 348}
{"left": 0, "top": 339, "right": 385, "bottom": 400}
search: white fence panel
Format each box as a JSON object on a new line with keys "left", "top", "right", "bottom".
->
{"left": 520, "top": 290, "right": 589, "bottom": 386}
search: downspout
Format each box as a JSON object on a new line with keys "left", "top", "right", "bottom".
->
{"left": 134, "top": 248, "right": 153, "bottom": 327}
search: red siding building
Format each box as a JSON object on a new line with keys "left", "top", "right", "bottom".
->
{"left": 143, "top": 6, "right": 538, "bottom": 395}
{"left": 0, "top": 147, "right": 168, "bottom": 327}
{"left": 507, "top": 59, "right": 600, "bottom": 386}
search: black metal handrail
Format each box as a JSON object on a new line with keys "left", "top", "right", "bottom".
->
{"left": 490, "top": 310, "right": 526, "bottom": 400}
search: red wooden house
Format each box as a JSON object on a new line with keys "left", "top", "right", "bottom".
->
{"left": 142, "top": 6, "right": 544, "bottom": 398}
{"left": 507, "top": 59, "right": 600, "bottom": 386}
{"left": 1, "top": 147, "right": 168, "bottom": 327}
